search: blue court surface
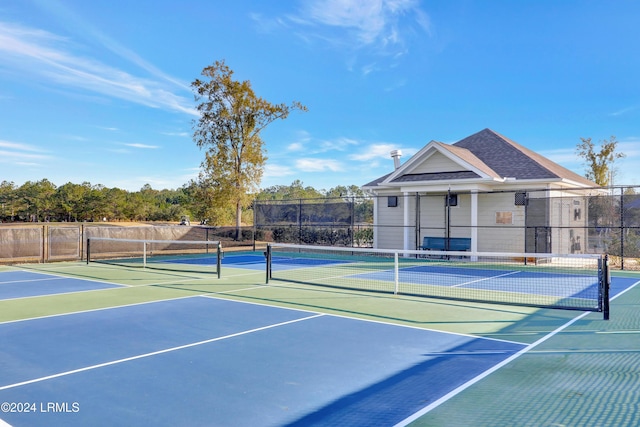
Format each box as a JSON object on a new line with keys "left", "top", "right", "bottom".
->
{"left": 220, "top": 253, "right": 350, "bottom": 271}
{"left": 0, "top": 271, "right": 123, "bottom": 301}
{"left": 0, "top": 296, "right": 525, "bottom": 427}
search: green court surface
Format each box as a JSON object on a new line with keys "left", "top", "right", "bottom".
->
{"left": 1, "top": 252, "right": 639, "bottom": 426}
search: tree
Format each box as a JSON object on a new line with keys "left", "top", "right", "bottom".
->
{"left": 55, "top": 182, "right": 86, "bottom": 221}
{"left": 576, "top": 136, "right": 625, "bottom": 186}
{"left": 103, "top": 187, "right": 128, "bottom": 221}
{"left": 191, "top": 60, "right": 307, "bottom": 238}
{"left": 0, "top": 181, "right": 19, "bottom": 221}
{"left": 18, "top": 179, "right": 57, "bottom": 221}
{"left": 256, "top": 180, "right": 324, "bottom": 201}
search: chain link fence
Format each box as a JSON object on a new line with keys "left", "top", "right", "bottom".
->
{"left": 0, "top": 224, "right": 255, "bottom": 264}
{"left": 2, "top": 186, "right": 640, "bottom": 270}
{"left": 253, "top": 186, "right": 640, "bottom": 270}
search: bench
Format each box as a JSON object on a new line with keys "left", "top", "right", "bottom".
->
{"left": 421, "top": 237, "right": 471, "bottom": 251}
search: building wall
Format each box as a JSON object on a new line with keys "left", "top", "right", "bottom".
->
{"left": 475, "top": 193, "right": 526, "bottom": 252}
{"left": 419, "top": 194, "right": 446, "bottom": 239}
{"left": 375, "top": 194, "right": 410, "bottom": 249}
{"left": 412, "top": 152, "right": 463, "bottom": 174}
{"left": 373, "top": 189, "right": 590, "bottom": 253}
{"left": 378, "top": 192, "right": 529, "bottom": 252}
{"left": 548, "top": 195, "right": 588, "bottom": 254}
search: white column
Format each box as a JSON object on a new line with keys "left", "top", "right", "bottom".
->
{"left": 471, "top": 191, "right": 478, "bottom": 260}
{"left": 372, "top": 196, "right": 378, "bottom": 249}
{"left": 403, "top": 192, "right": 410, "bottom": 251}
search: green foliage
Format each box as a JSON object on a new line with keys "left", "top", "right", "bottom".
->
{"left": 270, "top": 225, "right": 353, "bottom": 246}
{"left": 0, "top": 177, "right": 370, "bottom": 227}
{"left": 0, "top": 181, "right": 19, "bottom": 221}
{"left": 576, "top": 136, "right": 625, "bottom": 186}
{"left": 0, "top": 180, "right": 193, "bottom": 223}
{"left": 606, "top": 230, "right": 640, "bottom": 258}
{"left": 257, "top": 180, "right": 323, "bottom": 201}
{"left": 353, "top": 227, "right": 374, "bottom": 247}
{"left": 191, "top": 60, "right": 307, "bottom": 234}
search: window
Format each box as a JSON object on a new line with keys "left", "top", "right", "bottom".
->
{"left": 387, "top": 196, "right": 398, "bottom": 207}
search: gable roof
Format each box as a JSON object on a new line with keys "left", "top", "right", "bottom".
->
{"left": 364, "top": 128, "right": 598, "bottom": 189}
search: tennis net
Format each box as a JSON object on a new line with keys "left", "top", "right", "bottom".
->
{"left": 265, "top": 244, "right": 610, "bottom": 319}
{"left": 87, "top": 237, "right": 222, "bottom": 277}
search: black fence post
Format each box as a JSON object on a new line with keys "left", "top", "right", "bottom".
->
{"left": 619, "top": 188, "right": 625, "bottom": 270}
{"left": 265, "top": 244, "right": 272, "bottom": 284}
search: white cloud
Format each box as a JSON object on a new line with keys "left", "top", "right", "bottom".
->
{"left": 608, "top": 105, "right": 638, "bottom": 117}
{"left": 290, "top": 0, "right": 430, "bottom": 53}
{"left": 318, "top": 137, "right": 359, "bottom": 152}
{"left": 124, "top": 143, "right": 159, "bottom": 149}
{"left": 349, "top": 143, "right": 415, "bottom": 161}
{"left": 287, "top": 142, "right": 305, "bottom": 151}
{"left": 161, "top": 131, "right": 190, "bottom": 137}
{"left": 284, "top": 130, "right": 312, "bottom": 152}
{"left": 0, "top": 140, "right": 45, "bottom": 152}
{"left": 296, "top": 158, "right": 343, "bottom": 172}
{"left": 0, "top": 150, "right": 49, "bottom": 162}
{"left": 0, "top": 21, "right": 197, "bottom": 116}
{"left": 264, "top": 164, "right": 295, "bottom": 178}
{"left": 282, "top": 133, "right": 359, "bottom": 154}
{"left": 618, "top": 138, "right": 640, "bottom": 157}
{"left": 0, "top": 140, "right": 51, "bottom": 165}
{"left": 539, "top": 147, "right": 580, "bottom": 165}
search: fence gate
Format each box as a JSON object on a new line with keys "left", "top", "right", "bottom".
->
{"left": 525, "top": 197, "right": 551, "bottom": 253}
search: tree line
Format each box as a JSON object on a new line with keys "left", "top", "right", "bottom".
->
{"left": 0, "top": 179, "right": 368, "bottom": 224}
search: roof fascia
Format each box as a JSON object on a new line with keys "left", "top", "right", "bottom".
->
{"left": 382, "top": 141, "right": 495, "bottom": 185}
{"left": 382, "top": 140, "right": 440, "bottom": 183}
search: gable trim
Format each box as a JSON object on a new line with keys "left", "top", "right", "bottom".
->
{"left": 381, "top": 141, "right": 498, "bottom": 185}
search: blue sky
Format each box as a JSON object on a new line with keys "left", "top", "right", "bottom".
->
{"left": 1, "top": 0, "right": 639, "bottom": 192}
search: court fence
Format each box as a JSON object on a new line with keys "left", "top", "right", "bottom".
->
{"left": 2, "top": 185, "right": 640, "bottom": 270}
{"left": 0, "top": 224, "right": 254, "bottom": 265}
{"left": 254, "top": 185, "right": 640, "bottom": 271}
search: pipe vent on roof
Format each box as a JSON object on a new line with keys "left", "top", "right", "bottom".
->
{"left": 390, "top": 150, "right": 402, "bottom": 169}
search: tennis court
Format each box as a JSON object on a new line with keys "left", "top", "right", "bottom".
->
{"left": 0, "top": 271, "right": 123, "bottom": 300}
{"left": 1, "top": 246, "right": 639, "bottom": 426}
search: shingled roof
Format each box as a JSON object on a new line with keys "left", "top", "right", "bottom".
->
{"left": 364, "top": 128, "right": 597, "bottom": 188}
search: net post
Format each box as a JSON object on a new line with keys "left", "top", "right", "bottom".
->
{"left": 265, "top": 244, "right": 272, "bottom": 284}
{"left": 143, "top": 241, "right": 147, "bottom": 268}
{"left": 216, "top": 242, "right": 222, "bottom": 279}
{"left": 602, "top": 254, "right": 610, "bottom": 320}
{"left": 394, "top": 252, "right": 399, "bottom": 295}
{"left": 86, "top": 238, "right": 90, "bottom": 265}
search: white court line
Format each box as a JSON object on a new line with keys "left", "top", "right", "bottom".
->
{"left": 0, "top": 285, "right": 128, "bottom": 303}
{"left": 0, "top": 295, "right": 199, "bottom": 325}
{"left": 451, "top": 270, "right": 521, "bottom": 288}
{"left": 0, "top": 277, "right": 66, "bottom": 285}
{"left": 0, "top": 270, "right": 227, "bottom": 303}
{"left": 4, "top": 268, "right": 128, "bottom": 288}
{"left": 227, "top": 283, "right": 526, "bottom": 347}
{"left": 394, "top": 310, "right": 592, "bottom": 427}
{"left": 0, "top": 312, "right": 324, "bottom": 391}
{"left": 394, "top": 277, "right": 640, "bottom": 427}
